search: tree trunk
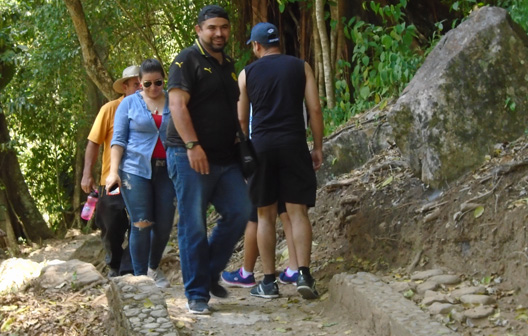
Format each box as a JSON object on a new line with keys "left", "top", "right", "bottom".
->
{"left": 63, "top": 0, "right": 118, "bottom": 101}
{"left": 312, "top": 9, "right": 325, "bottom": 98}
{"left": 314, "top": 0, "right": 335, "bottom": 109}
{"left": 0, "top": 190, "right": 20, "bottom": 256}
{"left": 251, "top": 0, "right": 268, "bottom": 25}
{"left": 0, "top": 112, "right": 54, "bottom": 242}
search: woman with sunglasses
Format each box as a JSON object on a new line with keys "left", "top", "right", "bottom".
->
{"left": 106, "top": 58, "right": 176, "bottom": 288}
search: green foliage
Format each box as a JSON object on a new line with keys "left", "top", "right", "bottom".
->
{"left": 329, "top": 0, "right": 424, "bottom": 132}
{"left": 497, "top": 0, "right": 528, "bottom": 32}
{"left": 323, "top": 59, "right": 353, "bottom": 135}
{"left": 3, "top": 1, "right": 85, "bottom": 230}
{"left": 2, "top": 0, "right": 231, "bottom": 231}
{"left": 276, "top": 0, "right": 304, "bottom": 13}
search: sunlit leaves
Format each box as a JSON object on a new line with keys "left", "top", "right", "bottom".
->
{"left": 345, "top": 0, "right": 424, "bottom": 117}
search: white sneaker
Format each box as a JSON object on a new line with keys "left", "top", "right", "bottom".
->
{"left": 147, "top": 267, "right": 170, "bottom": 288}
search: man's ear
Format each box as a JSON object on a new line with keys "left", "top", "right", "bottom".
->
{"left": 195, "top": 24, "right": 201, "bottom": 34}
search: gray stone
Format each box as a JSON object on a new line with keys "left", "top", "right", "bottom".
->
{"left": 143, "top": 323, "right": 160, "bottom": 329}
{"left": 388, "top": 6, "right": 528, "bottom": 188}
{"left": 329, "top": 272, "right": 457, "bottom": 335}
{"left": 411, "top": 269, "right": 444, "bottom": 281}
{"left": 464, "top": 306, "right": 495, "bottom": 319}
{"left": 451, "top": 286, "right": 486, "bottom": 299}
{"left": 37, "top": 259, "right": 104, "bottom": 289}
{"left": 460, "top": 294, "right": 496, "bottom": 305}
{"left": 429, "top": 274, "right": 460, "bottom": 285}
{"left": 390, "top": 281, "right": 412, "bottom": 293}
{"left": 134, "top": 293, "right": 149, "bottom": 300}
{"left": 422, "top": 291, "right": 449, "bottom": 306}
{"left": 105, "top": 274, "right": 178, "bottom": 336}
{"left": 0, "top": 258, "right": 43, "bottom": 294}
{"left": 151, "top": 309, "right": 168, "bottom": 318}
{"left": 124, "top": 308, "right": 140, "bottom": 317}
{"left": 452, "top": 310, "right": 466, "bottom": 322}
{"left": 417, "top": 280, "right": 438, "bottom": 294}
{"left": 428, "top": 302, "right": 454, "bottom": 315}
{"left": 316, "top": 110, "right": 393, "bottom": 187}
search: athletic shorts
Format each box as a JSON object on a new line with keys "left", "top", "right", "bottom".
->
{"left": 249, "top": 144, "right": 316, "bottom": 208}
{"left": 249, "top": 201, "right": 287, "bottom": 222}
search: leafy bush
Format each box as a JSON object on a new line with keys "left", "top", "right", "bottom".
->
{"left": 348, "top": 1, "right": 424, "bottom": 112}
{"left": 322, "top": 0, "right": 426, "bottom": 135}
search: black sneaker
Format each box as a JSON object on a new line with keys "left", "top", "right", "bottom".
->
{"left": 250, "top": 281, "right": 279, "bottom": 299}
{"left": 296, "top": 273, "right": 319, "bottom": 300}
{"left": 186, "top": 300, "right": 211, "bottom": 315}
{"left": 210, "top": 282, "right": 228, "bottom": 298}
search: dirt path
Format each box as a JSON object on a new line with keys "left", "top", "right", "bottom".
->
{"left": 164, "top": 284, "right": 371, "bottom": 336}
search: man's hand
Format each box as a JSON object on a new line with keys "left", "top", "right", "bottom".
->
{"left": 311, "top": 148, "right": 323, "bottom": 171}
{"left": 81, "top": 174, "right": 96, "bottom": 194}
{"left": 187, "top": 146, "right": 210, "bottom": 175}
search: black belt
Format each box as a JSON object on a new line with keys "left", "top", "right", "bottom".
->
{"left": 152, "top": 159, "right": 166, "bottom": 167}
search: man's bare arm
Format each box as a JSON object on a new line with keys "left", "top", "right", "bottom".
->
{"left": 81, "top": 140, "right": 100, "bottom": 193}
{"left": 237, "top": 69, "right": 250, "bottom": 136}
{"left": 304, "top": 62, "right": 324, "bottom": 170}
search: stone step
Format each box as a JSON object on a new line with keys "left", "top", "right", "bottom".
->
{"left": 329, "top": 272, "right": 459, "bottom": 336}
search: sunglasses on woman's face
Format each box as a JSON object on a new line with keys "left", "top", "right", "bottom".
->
{"left": 143, "top": 80, "right": 163, "bottom": 88}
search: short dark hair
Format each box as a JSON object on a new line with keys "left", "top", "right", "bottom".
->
{"left": 139, "top": 59, "right": 165, "bottom": 79}
{"left": 197, "top": 5, "right": 229, "bottom": 25}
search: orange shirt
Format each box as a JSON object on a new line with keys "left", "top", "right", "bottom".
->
{"left": 87, "top": 96, "right": 124, "bottom": 185}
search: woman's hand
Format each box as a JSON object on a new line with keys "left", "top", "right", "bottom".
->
{"left": 105, "top": 172, "right": 121, "bottom": 195}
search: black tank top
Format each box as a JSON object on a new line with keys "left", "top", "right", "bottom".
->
{"left": 245, "top": 54, "right": 306, "bottom": 152}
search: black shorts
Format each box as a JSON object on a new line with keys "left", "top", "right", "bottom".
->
{"left": 249, "top": 201, "right": 287, "bottom": 222}
{"left": 249, "top": 144, "right": 316, "bottom": 208}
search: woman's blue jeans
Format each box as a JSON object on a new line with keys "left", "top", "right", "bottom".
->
{"left": 166, "top": 146, "right": 251, "bottom": 302}
{"left": 119, "top": 162, "right": 176, "bottom": 275}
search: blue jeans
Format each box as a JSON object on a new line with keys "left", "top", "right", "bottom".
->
{"left": 166, "top": 146, "right": 251, "bottom": 301}
{"left": 119, "top": 162, "right": 176, "bottom": 275}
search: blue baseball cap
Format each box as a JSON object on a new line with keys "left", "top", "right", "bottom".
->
{"left": 246, "top": 22, "right": 280, "bottom": 45}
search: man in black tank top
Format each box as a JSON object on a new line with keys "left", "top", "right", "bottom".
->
{"left": 238, "top": 22, "right": 324, "bottom": 300}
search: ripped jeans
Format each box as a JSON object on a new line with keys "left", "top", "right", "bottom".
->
{"left": 119, "top": 162, "right": 176, "bottom": 275}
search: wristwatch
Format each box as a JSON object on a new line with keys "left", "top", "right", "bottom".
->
{"left": 185, "top": 141, "right": 200, "bottom": 149}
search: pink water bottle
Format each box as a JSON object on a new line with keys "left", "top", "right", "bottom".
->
{"left": 81, "top": 190, "right": 98, "bottom": 220}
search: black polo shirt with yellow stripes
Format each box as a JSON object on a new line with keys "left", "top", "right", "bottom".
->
{"left": 166, "top": 39, "right": 239, "bottom": 165}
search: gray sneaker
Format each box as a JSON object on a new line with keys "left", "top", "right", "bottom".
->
{"left": 250, "top": 280, "right": 279, "bottom": 299}
{"left": 147, "top": 268, "right": 170, "bottom": 288}
{"left": 187, "top": 300, "right": 211, "bottom": 314}
{"left": 107, "top": 268, "right": 119, "bottom": 278}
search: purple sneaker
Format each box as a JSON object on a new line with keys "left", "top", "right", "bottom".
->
{"left": 278, "top": 269, "right": 299, "bottom": 285}
{"left": 221, "top": 268, "right": 256, "bottom": 288}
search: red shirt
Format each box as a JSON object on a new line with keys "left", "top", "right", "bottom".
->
{"left": 151, "top": 114, "right": 166, "bottom": 159}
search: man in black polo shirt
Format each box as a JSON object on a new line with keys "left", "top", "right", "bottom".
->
{"left": 166, "top": 5, "right": 251, "bottom": 315}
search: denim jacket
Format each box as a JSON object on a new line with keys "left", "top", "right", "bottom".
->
{"left": 111, "top": 90, "right": 170, "bottom": 179}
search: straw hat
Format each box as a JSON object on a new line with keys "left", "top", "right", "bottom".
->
{"left": 113, "top": 65, "right": 140, "bottom": 94}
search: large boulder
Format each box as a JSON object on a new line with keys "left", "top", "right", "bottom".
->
{"left": 316, "top": 108, "right": 393, "bottom": 186}
{"left": 389, "top": 6, "right": 528, "bottom": 188}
